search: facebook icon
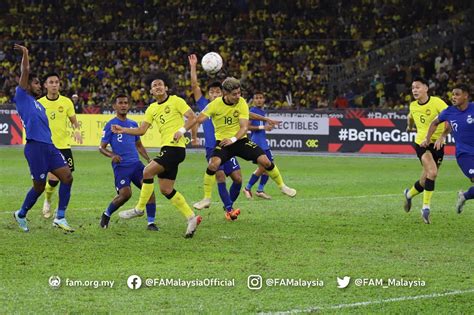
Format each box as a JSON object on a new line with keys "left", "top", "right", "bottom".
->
{"left": 127, "top": 275, "right": 142, "bottom": 289}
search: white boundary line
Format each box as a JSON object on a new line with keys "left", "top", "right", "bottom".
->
{"left": 263, "top": 288, "right": 474, "bottom": 314}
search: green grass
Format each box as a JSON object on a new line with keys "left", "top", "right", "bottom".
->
{"left": 0, "top": 147, "right": 473, "bottom": 314}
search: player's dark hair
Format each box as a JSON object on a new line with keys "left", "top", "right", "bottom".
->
{"left": 115, "top": 93, "right": 129, "bottom": 102}
{"left": 145, "top": 71, "right": 172, "bottom": 89}
{"left": 253, "top": 91, "right": 265, "bottom": 96}
{"left": 43, "top": 72, "right": 60, "bottom": 83}
{"left": 207, "top": 81, "right": 222, "bottom": 89}
{"left": 453, "top": 83, "right": 470, "bottom": 95}
{"left": 412, "top": 77, "right": 429, "bottom": 86}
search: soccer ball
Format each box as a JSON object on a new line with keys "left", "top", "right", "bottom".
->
{"left": 201, "top": 52, "right": 223, "bottom": 74}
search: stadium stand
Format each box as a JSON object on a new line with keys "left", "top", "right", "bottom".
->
{"left": 0, "top": 0, "right": 473, "bottom": 111}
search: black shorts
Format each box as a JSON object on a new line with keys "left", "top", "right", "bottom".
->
{"left": 212, "top": 138, "right": 266, "bottom": 164}
{"left": 414, "top": 143, "right": 444, "bottom": 167}
{"left": 59, "top": 148, "right": 75, "bottom": 172}
{"left": 153, "top": 146, "right": 186, "bottom": 180}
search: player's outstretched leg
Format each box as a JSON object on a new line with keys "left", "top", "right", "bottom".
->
{"left": 185, "top": 215, "right": 202, "bottom": 238}
{"left": 455, "top": 191, "right": 466, "bottom": 214}
{"left": 119, "top": 178, "right": 154, "bottom": 219}
{"left": 43, "top": 179, "right": 59, "bottom": 218}
{"left": 420, "top": 178, "right": 434, "bottom": 224}
{"left": 255, "top": 173, "right": 271, "bottom": 199}
{"left": 165, "top": 189, "right": 202, "bottom": 237}
{"left": 403, "top": 188, "right": 412, "bottom": 212}
{"left": 13, "top": 210, "right": 29, "bottom": 232}
{"left": 50, "top": 166, "right": 75, "bottom": 232}
{"left": 403, "top": 180, "right": 424, "bottom": 212}
{"left": 456, "top": 186, "right": 474, "bottom": 214}
{"left": 14, "top": 184, "right": 44, "bottom": 232}
{"left": 194, "top": 169, "right": 216, "bottom": 210}
{"left": 265, "top": 163, "right": 296, "bottom": 197}
{"left": 193, "top": 198, "right": 211, "bottom": 210}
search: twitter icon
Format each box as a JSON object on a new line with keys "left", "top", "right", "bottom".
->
{"left": 337, "top": 276, "right": 351, "bottom": 288}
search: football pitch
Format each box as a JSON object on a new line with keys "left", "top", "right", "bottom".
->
{"left": 0, "top": 147, "right": 473, "bottom": 313}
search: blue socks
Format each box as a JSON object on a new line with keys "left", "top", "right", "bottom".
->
{"left": 218, "top": 182, "right": 233, "bottom": 211}
{"left": 105, "top": 202, "right": 120, "bottom": 217}
{"left": 246, "top": 174, "right": 259, "bottom": 190}
{"left": 257, "top": 174, "right": 269, "bottom": 192}
{"left": 146, "top": 203, "right": 156, "bottom": 224}
{"left": 229, "top": 182, "right": 241, "bottom": 202}
{"left": 56, "top": 182, "right": 72, "bottom": 219}
{"left": 18, "top": 187, "right": 42, "bottom": 218}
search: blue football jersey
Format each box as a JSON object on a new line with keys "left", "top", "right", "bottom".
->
{"left": 13, "top": 86, "right": 52, "bottom": 144}
{"left": 102, "top": 117, "right": 141, "bottom": 166}
{"left": 249, "top": 106, "right": 269, "bottom": 150}
{"left": 197, "top": 96, "right": 216, "bottom": 148}
{"left": 438, "top": 102, "right": 474, "bottom": 157}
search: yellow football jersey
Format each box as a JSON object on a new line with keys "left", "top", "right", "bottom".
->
{"left": 38, "top": 95, "right": 75, "bottom": 149}
{"left": 201, "top": 97, "right": 249, "bottom": 141}
{"left": 409, "top": 96, "right": 448, "bottom": 145}
{"left": 144, "top": 95, "right": 191, "bottom": 148}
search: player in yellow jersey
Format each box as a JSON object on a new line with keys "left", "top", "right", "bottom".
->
{"left": 403, "top": 77, "right": 449, "bottom": 224}
{"left": 191, "top": 77, "right": 296, "bottom": 221}
{"left": 39, "top": 73, "right": 83, "bottom": 219}
{"left": 111, "top": 72, "right": 202, "bottom": 238}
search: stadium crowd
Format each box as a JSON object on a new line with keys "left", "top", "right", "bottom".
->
{"left": 0, "top": 0, "right": 472, "bottom": 111}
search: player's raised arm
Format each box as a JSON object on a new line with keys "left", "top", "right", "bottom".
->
{"left": 249, "top": 112, "right": 281, "bottom": 126}
{"left": 112, "top": 121, "right": 151, "bottom": 136}
{"left": 188, "top": 54, "right": 203, "bottom": 101}
{"left": 14, "top": 44, "right": 30, "bottom": 89}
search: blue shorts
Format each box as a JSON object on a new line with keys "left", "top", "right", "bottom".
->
{"left": 456, "top": 154, "right": 474, "bottom": 179}
{"left": 205, "top": 147, "right": 240, "bottom": 176}
{"left": 113, "top": 161, "right": 145, "bottom": 192}
{"left": 24, "top": 140, "right": 68, "bottom": 181}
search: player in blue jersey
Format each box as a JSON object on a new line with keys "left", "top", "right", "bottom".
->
{"left": 188, "top": 54, "right": 243, "bottom": 213}
{"left": 243, "top": 92, "right": 275, "bottom": 200}
{"left": 99, "top": 94, "right": 157, "bottom": 230}
{"left": 421, "top": 83, "right": 474, "bottom": 214}
{"left": 12, "top": 44, "right": 74, "bottom": 232}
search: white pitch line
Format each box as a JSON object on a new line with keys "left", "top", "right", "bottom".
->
{"left": 0, "top": 191, "right": 458, "bottom": 215}
{"left": 263, "top": 288, "right": 474, "bottom": 314}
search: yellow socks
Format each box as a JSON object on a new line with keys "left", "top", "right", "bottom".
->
{"left": 136, "top": 181, "right": 155, "bottom": 211}
{"left": 169, "top": 191, "right": 194, "bottom": 219}
{"left": 44, "top": 180, "right": 56, "bottom": 203}
{"left": 266, "top": 164, "right": 284, "bottom": 188}
{"left": 203, "top": 171, "right": 215, "bottom": 199}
